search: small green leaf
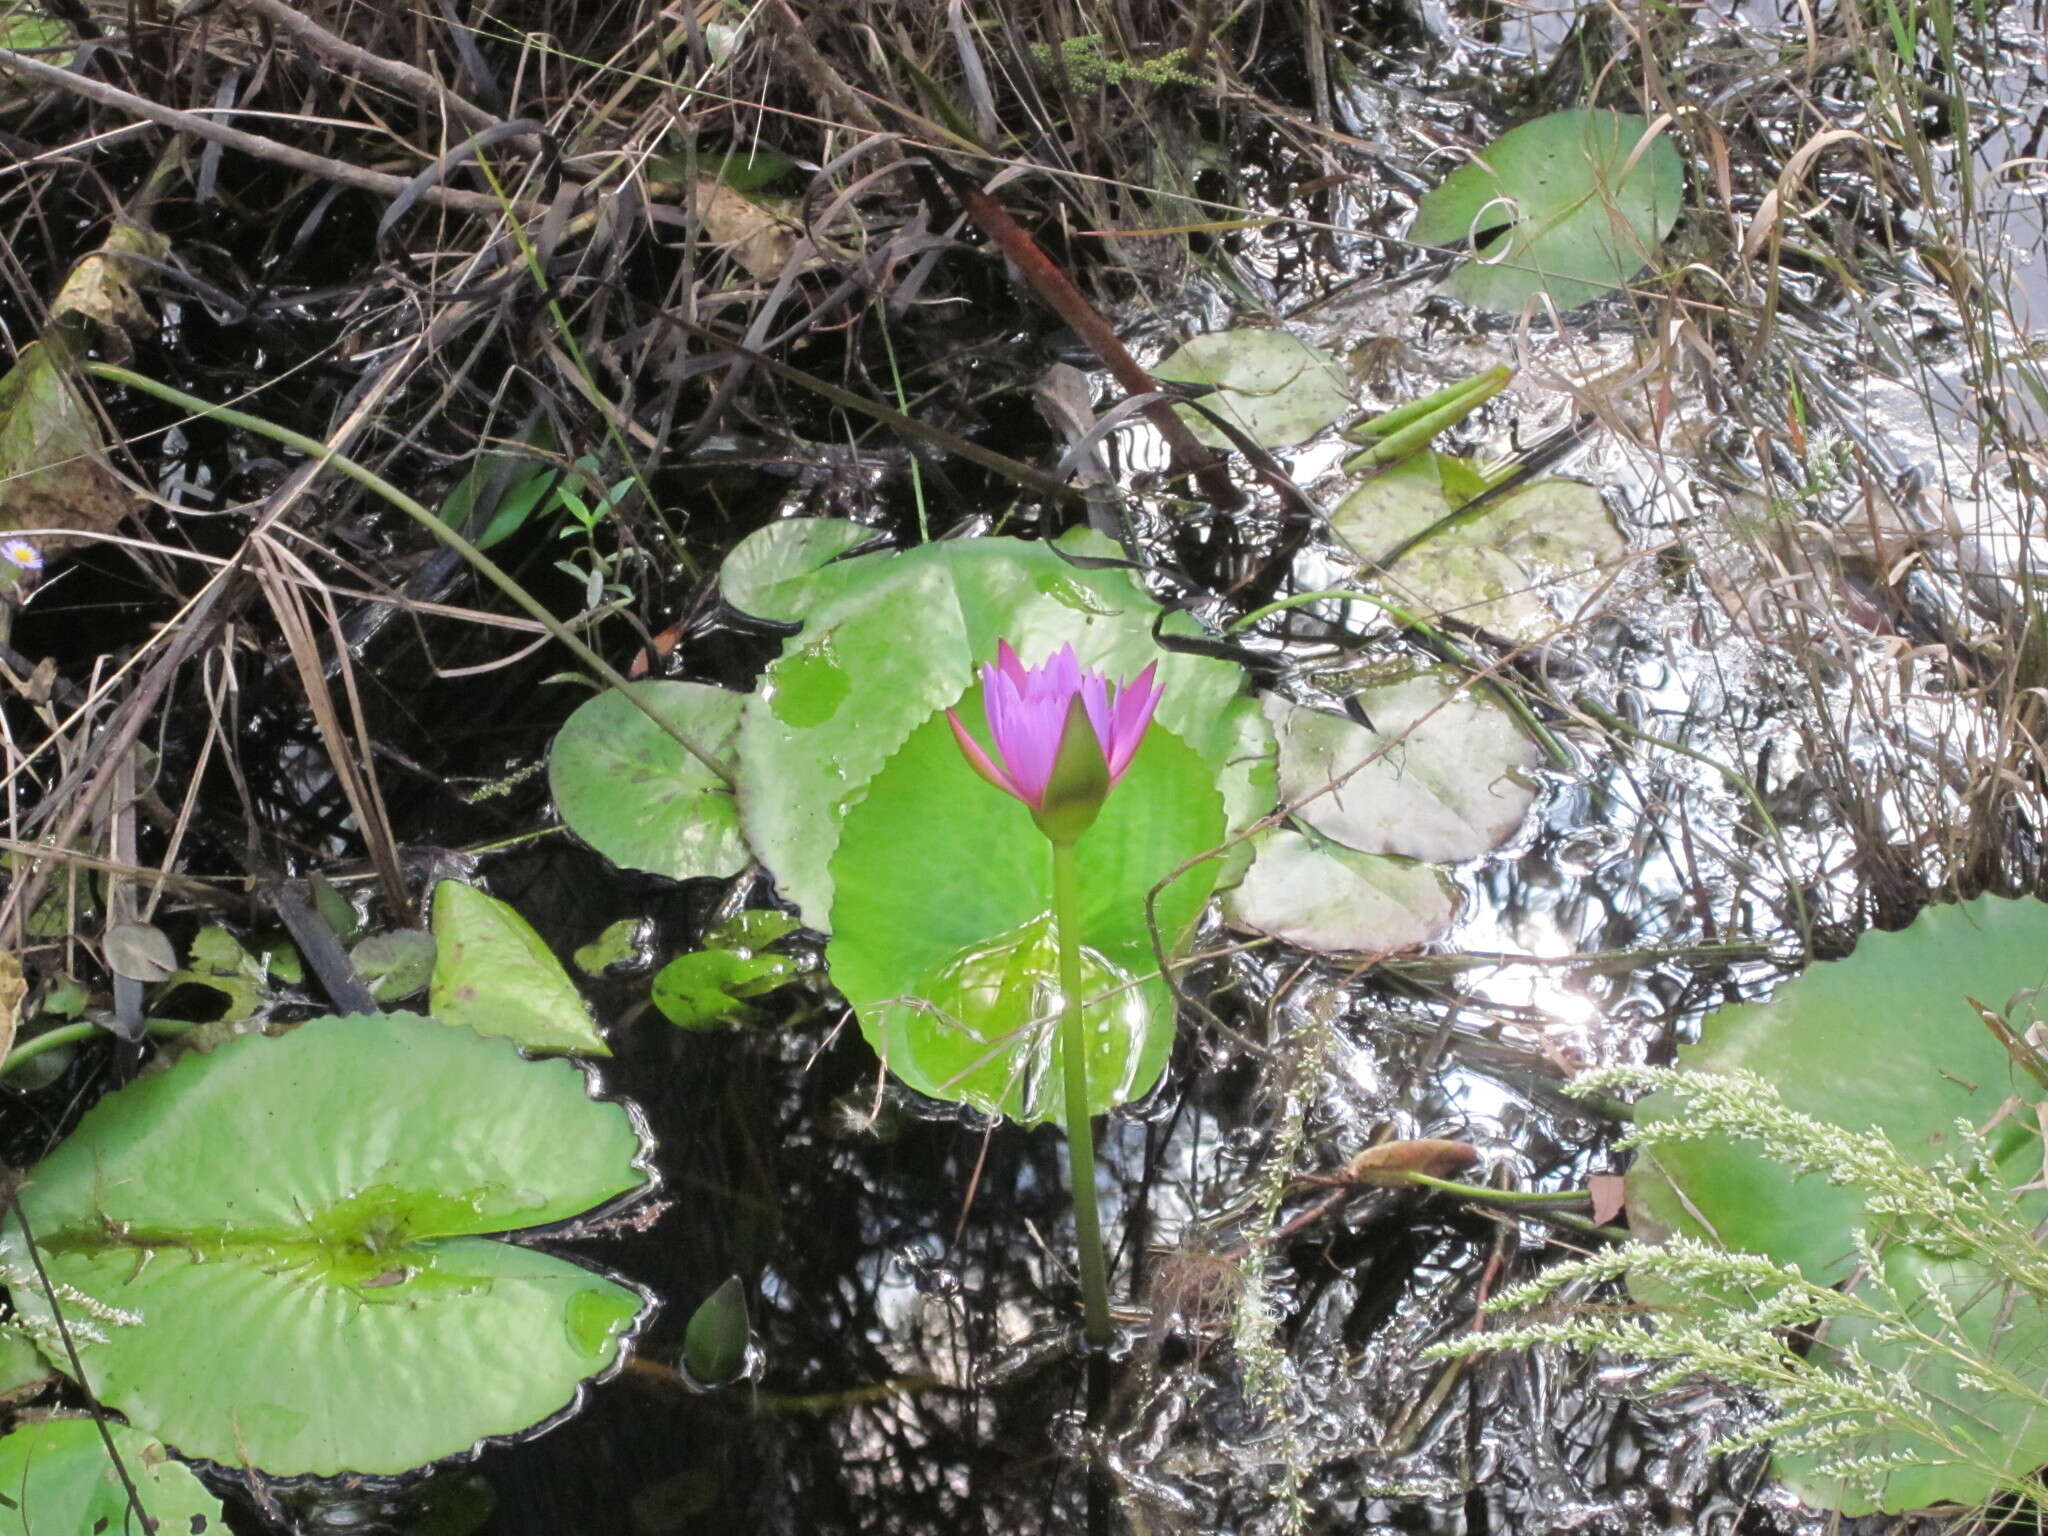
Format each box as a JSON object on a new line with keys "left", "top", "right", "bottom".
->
{"left": 1154, "top": 329, "right": 1351, "bottom": 450}
{"left": 1409, "top": 108, "right": 1684, "bottom": 313}
{"left": 1, "top": 1013, "right": 648, "bottom": 1476}
{"left": 0, "top": 4, "right": 70, "bottom": 55}
{"left": 312, "top": 875, "right": 362, "bottom": 941}
{"left": 573, "top": 918, "right": 650, "bottom": 976}
{"left": 430, "top": 881, "right": 606, "bottom": 1054}
{"left": 0, "top": 342, "right": 132, "bottom": 557}
{"left": 41, "top": 976, "right": 86, "bottom": 1017}
{"left": 104, "top": 921, "right": 176, "bottom": 982}
{"left": 188, "top": 924, "right": 251, "bottom": 975}
{"left": 352, "top": 929, "right": 437, "bottom": 1002}
{"left": 0, "top": 1419, "right": 223, "bottom": 1536}
{"left": 549, "top": 682, "right": 749, "bottom": 882}
{"left": 651, "top": 949, "right": 793, "bottom": 1029}
{"left": 682, "top": 1276, "right": 752, "bottom": 1387}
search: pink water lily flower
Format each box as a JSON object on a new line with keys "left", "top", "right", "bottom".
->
{"left": 947, "top": 640, "right": 1164, "bottom": 844}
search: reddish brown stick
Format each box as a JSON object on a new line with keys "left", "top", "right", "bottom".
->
{"left": 938, "top": 165, "right": 1246, "bottom": 512}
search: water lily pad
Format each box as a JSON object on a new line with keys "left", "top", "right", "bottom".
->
{"left": 0, "top": 1012, "right": 648, "bottom": 1477}
{"left": 549, "top": 681, "right": 749, "bottom": 882}
{"left": 827, "top": 704, "right": 1225, "bottom": 1122}
{"left": 430, "top": 880, "right": 606, "bottom": 1054}
{"left": 720, "top": 517, "right": 875, "bottom": 622}
{"left": 1411, "top": 109, "right": 1683, "bottom": 313}
{"left": 0, "top": 1419, "right": 223, "bottom": 1536}
{"left": 1266, "top": 674, "right": 1542, "bottom": 864}
{"left": 1330, "top": 453, "right": 1627, "bottom": 641}
{"left": 1628, "top": 896, "right": 2048, "bottom": 1513}
{"left": 738, "top": 533, "right": 1273, "bottom": 930}
{"left": 1222, "top": 827, "right": 1457, "bottom": 953}
{"left": 1153, "top": 329, "right": 1351, "bottom": 450}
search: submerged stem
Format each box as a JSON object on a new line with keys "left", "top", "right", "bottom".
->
{"left": 1051, "top": 839, "right": 1114, "bottom": 1349}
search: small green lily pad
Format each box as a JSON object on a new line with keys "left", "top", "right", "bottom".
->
{"left": 574, "top": 917, "right": 650, "bottom": 976}
{"left": 1222, "top": 826, "right": 1457, "bottom": 954}
{"left": 1628, "top": 896, "right": 2048, "bottom": 1513}
{"left": 651, "top": 948, "right": 795, "bottom": 1029}
{"left": 1330, "top": 453, "right": 1627, "bottom": 641}
{"left": 1411, "top": 109, "right": 1684, "bottom": 313}
{"left": 549, "top": 682, "right": 749, "bottom": 883}
{"left": 720, "top": 517, "right": 875, "bottom": 622}
{"left": 1154, "top": 329, "right": 1351, "bottom": 450}
{"left": 1266, "top": 675, "right": 1542, "bottom": 864}
{"left": 430, "top": 881, "right": 606, "bottom": 1054}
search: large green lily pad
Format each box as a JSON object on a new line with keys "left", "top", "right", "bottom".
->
{"left": 1410, "top": 109, "right": 1683, "bottom": 313}
{"left": 828, "top": 704, "right": 1225, "bottom": 1122}
{"left": 0, "top": 1419, "right": 223, "bottom": 1536}
{"left": 737, "top": 533, "right": 1272, "bottom": 930}
{"left": 549, "top": 681, "right": 750, "bottom": 882}
{"left": 0, "top": 1013, "right": 648, "bottom": 1476}
{"left": 1628, "top": 896, "right": 2048, "bottom": 1513}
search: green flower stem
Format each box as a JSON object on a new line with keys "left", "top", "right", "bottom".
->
{"left": 1050, "top": 837, "right": 1113, "bottom": 1349}
{"left": 1, "top": 1018, "right": 195, "bottom": 1076}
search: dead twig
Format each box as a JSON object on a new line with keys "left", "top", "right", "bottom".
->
{"left": 0, "top": 46, "right": 545, "bottom": 218}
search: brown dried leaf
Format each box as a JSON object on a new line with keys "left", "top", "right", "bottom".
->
{"left": 0, "top": 341, "right": 138, "bottom": 562}
{"left": 1344, "top": 1138, "right": 1481, "bottom": 1185}
{"left": 0, "top": 951, "right": 23, "bottom": 1065}
{"left": 693, "top": 180, "right": 796, "bottom": 280}
{"left": 1589, "top": 1172, "right": 1627, "bottom": 1226}
{"left": 52, "top": 218, "right": 168, "bottom": 351}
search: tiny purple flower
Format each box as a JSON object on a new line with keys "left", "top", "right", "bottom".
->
{"left": 947, "top": 640, "right": 1164, "bottom": 842}
{"left": 0, "top": 539, "right": 42, "bottom": 573}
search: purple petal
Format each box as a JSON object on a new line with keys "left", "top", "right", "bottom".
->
{"left": 1077, "top": 668, "right": 1112, "bottom": 757}
{"left": 1006, "top": 690, "right": 1068, "bottom": 804}
{"left": 995, "top": 639, "right": 1029, "bottom": 693}
{"left": 1105, "top": 664, "right": 1163, "bottom": 782}
{"left": 949, "top": 708, "right": 1025, "bottom": 800}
